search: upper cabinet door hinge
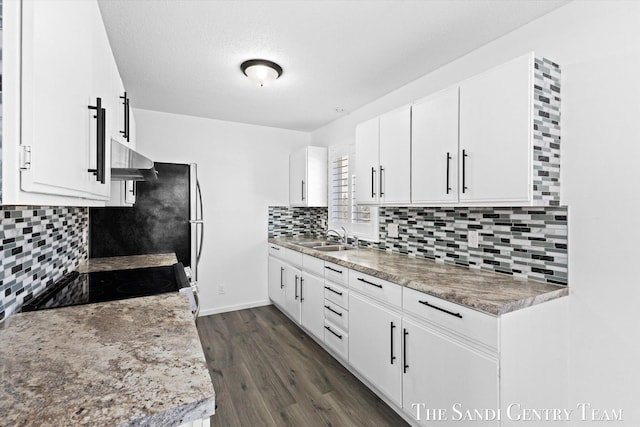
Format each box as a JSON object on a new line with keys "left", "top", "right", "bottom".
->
{"left": 20, "top": 145, "right": 32, "bottom": 170}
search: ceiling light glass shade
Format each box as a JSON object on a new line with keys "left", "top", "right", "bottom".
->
{"left": 240, "top": 59, "right": 283, "bottom": 87}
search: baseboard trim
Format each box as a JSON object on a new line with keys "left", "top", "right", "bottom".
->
{"left": 198, "top": 299, "right": 271, "bottom": 317}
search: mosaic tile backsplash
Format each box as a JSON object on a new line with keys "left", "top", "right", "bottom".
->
{"left": 268, "top": 206, "right": 327, "bottom": 238}
{"left": 269, "top": 205, "right": 567, "bottom": 285}
{"left": 361, "top": 206, "right": 568, "bottom": 285}
{"left": 0, "top": 206, "right": 88, "bottom": 320}
{"left": 532, "top": 57, "right": 561, "bottom": 206}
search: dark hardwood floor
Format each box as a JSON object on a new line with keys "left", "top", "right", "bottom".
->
{"left": 196, "top": 305, "right": 410, "bottom": 427}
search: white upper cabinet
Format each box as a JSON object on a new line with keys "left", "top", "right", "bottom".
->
{"left": 2, "top": 0, "right": 131, "bottom": 205}
{"left": 411, "top": 86, "right": 460, "bottom": 204}
{"left": 354, "top": 117, "right": 379, "bottom": 204}
{"left": 459, "top": 53, "right": 533, "bottom": 204}
{"left": 379, "top": 106, "right": 411, "bottom": 204}
{"left": 289, "top": 146, "right": 327, "bottom": 207}
{"left": 355, "top": 106, "right": 411, "bottom": 205}
{"left": 20, "top": 0, "right": 100, "bottom": 200}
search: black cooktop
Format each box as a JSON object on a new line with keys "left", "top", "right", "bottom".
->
{"left": 21, "top": 264, "right": 189, "bottom": 312}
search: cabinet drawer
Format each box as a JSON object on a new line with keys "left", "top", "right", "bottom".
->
{"left": 324, "top": 282, "right": 349, "bottom": 309}
{"left": 282, "top": 248, "right": 303, "bottom": 268}
{"left": 324, "top": 300, "right": 349, "bottom": 332}
{"left": 403, "top": 287, "right": 498, "bottom": 349}
{"left": 268, "top": 244, "right": 284, "bottom": 257}
{"left": 324, "top": 261, "right": 348, "bottom": 286}
{"left": 348, "top": 271, "right": 402, "bottom": 308}
{"left": 324, "top": 321, "right": 348, "bottom": 361}
{"left": 303, "top": 255, "right": 325, "bottom": 277}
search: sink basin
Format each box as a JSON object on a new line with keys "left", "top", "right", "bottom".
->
{"left": 313, "top": 245, "right": 354, "bottom": 252}
{"left": 295, "top": 241, "right": 335, "bottom": 248}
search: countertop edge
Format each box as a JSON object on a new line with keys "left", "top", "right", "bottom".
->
{"left": 123, "top": 396, "right": 215, "bottom": 427}
{"left": 268, "top": 237, "right": 568, "bottom": 316}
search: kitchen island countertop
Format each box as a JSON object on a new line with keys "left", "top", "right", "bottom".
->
{"left": 0, "top": 292, "right": 214, "bottom": 426}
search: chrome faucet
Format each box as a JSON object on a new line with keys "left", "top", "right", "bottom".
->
{"left": 326, "top": 228, "right": 347, "bottom": 244}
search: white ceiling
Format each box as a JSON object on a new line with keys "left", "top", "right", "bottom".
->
{"left": 98, "top": 0, "right": 570, "bottom": 132}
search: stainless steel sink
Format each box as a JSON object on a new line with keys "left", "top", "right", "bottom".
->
{"left": 313, "top": 245, "right": 353, "bottom": 252}
{"left": 295, "top": 241, "right": 334, "bottom": 248}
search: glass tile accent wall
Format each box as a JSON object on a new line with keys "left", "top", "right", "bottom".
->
{"left": 268, "top": 206, "right": 327, "bottom": 238}
{"left": 268, "top": 205, "right": 568, "bottom": 285}
{"left": 0, "top": 206, "right": 88, "bottom": 320}
{"left": 360, "top": 206, "right": 568, "bottom": 285}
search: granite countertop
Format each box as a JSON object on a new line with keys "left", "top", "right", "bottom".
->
{"left": 77, "top": 253, "right": 178, "bottom": 273}
{"left": 269, "top": 237, "right": 568, "bottom": 316}
{"left": 0, "top": 293, "right": 215, "bottom": 426}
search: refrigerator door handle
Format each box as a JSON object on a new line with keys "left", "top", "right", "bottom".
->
{"left": 195, "top": 179, "right": 204, "bottom": 268}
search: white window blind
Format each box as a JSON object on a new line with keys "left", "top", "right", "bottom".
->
{"left": 328, "top": 145, "right": 378, "bottom": 241}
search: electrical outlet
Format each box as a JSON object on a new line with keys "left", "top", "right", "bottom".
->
{"left": 388, "top": 223, "right": 400, "bottom": 239}
{"left": 218, "top": 284, "right": 226, "bottom": 295}
{"left": 468, "top": 230, "right": 479, "bottom": 248}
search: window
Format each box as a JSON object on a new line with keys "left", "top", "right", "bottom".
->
{"left": 328, "top": 145, "right": 379, "bottom": 241}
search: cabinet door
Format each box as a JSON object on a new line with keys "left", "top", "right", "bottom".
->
{"left": 349, "top": 292, "right": 402, "bottom": 406}
{"left": 289, "top": 147, "right": 307, "bottom": 206}
{"left": 412, "top": 87, "right": 460, "bottom": 204}
{"left": 284, "top": 266, "right": 302, "bottom": 323}
{"left": 300, "top": 272, "right": 325, "bottom": 340}
{"left": 268, "top": 257, "right": 287, "bottom": 309}
{"left": 86, "top": 4, "right": 114, "bottom": 198}
{"left": 354, "top": 118, "right": 379, "bottom": 204}
{"left": 403, "top": 318, "right": 499, "bottom": 427}
{"left": 20, "top": 0, "right": 96, "bottom": 199}
{"left": 379, "top": 106, "right": 411, "bottom": 204}
{"left": 459, "top": 53, "right": 532, "bottom": 203}
{"left": 124, "top": 181, "right": 137, "bottom": 205}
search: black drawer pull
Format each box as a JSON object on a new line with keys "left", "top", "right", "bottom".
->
{"left": 325, "top": 305, "right": 343, "bottom": 316}
{"left": 357, "top": 277, "right": 382, "bottom": 288}
{"left": 324, "top": 286, "right": 343, "bottom": 296}
{"left": 325, "top": 325, "right": 343, "bottom": 340}
{"left": 418, "top": 300, "right": 463, "bottom": 318}
{"left": 325, "top": 266, "right": 343, "bottom": 274}
{"left": 270, "top": 246, "right": 281, "bottom": 250}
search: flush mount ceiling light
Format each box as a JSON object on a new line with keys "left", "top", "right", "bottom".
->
{"left": 240, "top": 59, "right": 283, "bottom": 87}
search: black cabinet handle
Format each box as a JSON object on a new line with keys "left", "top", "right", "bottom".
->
{"left": 324, "top": 286, "right": 343, "bottom": 296}
{"left": 301, "top": 180, "right": 305, "bottom": 201}
{"left": 390, "top": 322, "right": 396, "bottom": 364}
{"left": 300, "top": 277, "right": 304, "bottom": 302}
{"left": 371, "top": 167, "right": 376, "bottom": 198}
{"left": 403, "top": 328, "right": 409, "bottom": 373}
{"left": 446, "top": 152, "right": 452, "bottom": 194}
{"left": 325, "top": 325, "right": 343, "bottom": 340}
{"left": 379, "top": 165, "right": 385, "bottom": 197}
{"left": 462, "top": 149, "right": 468, "bottom": 193}
{"left": 419, "top": 299, "right": 463, "bottom": 318}
{"left": 87, "top": 97, "right": 106, "bottom": 184}
{"left": 325, "top": 266, "right": 343, "bottom": 274}
{"left": 270, "top": 246, "right": 281, "bottom": 250}
{"left": 280, "top": 266, "right": 284, "bottom": 289}
{"left": 357, "top": 277, "right": 382, "bottom": 288}
{"left": 120, "top": 92, "right": 130, "bottom": 142}
{"left": 325, "top": 305, "right": 343, "bottom": 317}
{"left": 295, "top": 275, "right": 299, "bottom": 300}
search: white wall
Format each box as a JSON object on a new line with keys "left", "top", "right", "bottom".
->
{"left": 134, "top": 109, "right": 310, "bottom": 315}
{"left": 312, "top": 1, "right": 640, "bottom": 424}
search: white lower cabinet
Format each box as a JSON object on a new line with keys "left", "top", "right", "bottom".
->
{"left": 283, "top": 266, "right": 302, "bottom": 323}
{"left": 300, "top": 272, "right": 325, "bottom": 341}
{"left": 267, "top": 256, "right": 287, "bottom": 309}
{"left": 402, "top": 317, "right": 499, "bottom": 427}
{"left": 349, "top": 292, "right": 403, "bottom": 407}
{"left": 268, "top": 245, "right": 568, "bottom": 427}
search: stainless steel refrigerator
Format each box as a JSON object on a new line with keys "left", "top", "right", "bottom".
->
{"left": 89, "top": 162, "right": 204, "bottom": 284}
